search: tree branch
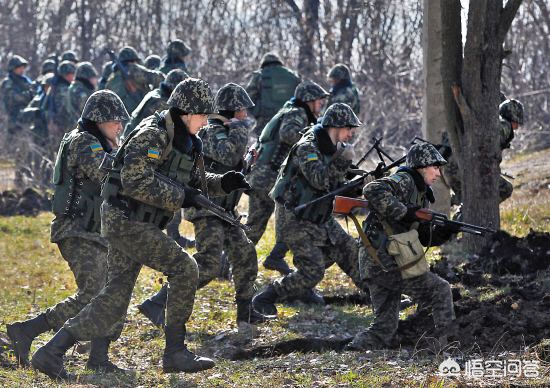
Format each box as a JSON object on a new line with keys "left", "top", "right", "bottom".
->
{"left": 498, "top": 0, "right": 523, "bottom": 43}
{"left": 284, "top": 0, "right": 301, "bottom": 16}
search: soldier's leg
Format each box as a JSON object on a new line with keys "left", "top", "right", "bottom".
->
{"left": 245, "top": 189, "right": 275, "bottom": 245}
{"left": 499, "top": 176, "right": 513, "bottom": 203}
{"left": 194, "top": 217, "right": 225, "bottom": 288}
{"left": 166, "top": 210, "right": 195, "bottom": 248}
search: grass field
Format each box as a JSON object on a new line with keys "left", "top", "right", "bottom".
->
{"left": 0, "top": 149, "right": 549, "bottom": 387}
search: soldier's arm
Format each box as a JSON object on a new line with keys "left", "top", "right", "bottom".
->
{"left": 204, "top": 122, "right": 249, "bottom": 167}
{"left": 68, "top": 132, "right": 109, "bottom": 184}
{"left": 128, "top": 64, "right": 164, "bottom": 89}
{"left": 190, "top": 171, "right": 225, "bottom": 197}
{"left": 244, "top": 72, "right": 261, "bottom": 105}
{"left": 279, "top": 110, "right": 307, "bottom": 145}
{"left": 363, "top": 176, "right": 410, "bottom": 221}
{"left": 296, "top": 143, "right": 351, "bottom": 191}
{"left": 120, "top": 127, "right": 185, "bottom": 212}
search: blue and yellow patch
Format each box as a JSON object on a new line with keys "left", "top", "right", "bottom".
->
{"left": 306, "top": 153, "right": 318, "bottom": 161}
{"left": 147, "top": 148, "right": 160, "bottom": 159}
{"left": 90, "top": 143, "right": 103, "bottom": 153}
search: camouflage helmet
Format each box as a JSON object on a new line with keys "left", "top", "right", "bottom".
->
{"left": 75, "top": 62, "right": 98, "bottom": 80}
{"left": 499, "top": 99, "right": 524, "bottom": 125}
{"left": 215, "top": 83, "right": 255, "bottom": 111}
{"left": 41, "top": 59, "right": 57, "bottom": 75}
{"left": 61, "top": 50, "right": 78, "bottom": 63}
{"left": 57, "top": 60, "right": 77, "bottom": 76}
{"left": 328, "top": 63, "right": 351, "bottom": 81}
{"left": 161, "top": 69, "right": 189, "bottom": 90}
{"left": 167, "top": 39, "right": 191, "bottom": 59}
{"left": 260, "top": 52, "right": 283, "bottom": 67}
{"left": 118, "top": 46, "right": 141, "bottom": 63}
{"left": 294, "top": 80, "right": 329, "bottom": 102}
{"left": 144, "top": 54, "right": 161, "bottom": 70}
{"left": 321, "top": 103, "right": 362, "bottom": 128}
{"left": 167, "top": 78, "right": 215, "bottom": 114}
{"left": 406, "top": 143, "right": 447, "bottom": 169}
{"left": 7, "top": 55, "right": 28, "bottom": 72}
{"left": 81, "top": 90, "right": 130, "bottom": 123}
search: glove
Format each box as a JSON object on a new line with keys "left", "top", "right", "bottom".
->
{"left": 336, "top": 142, "right": 355, "bottom": 161}
{"left": 401, "top": 204, "right": 421, "bottom": 223}
{"left": 221, "top": 171, "right": 251, "bottom": 193}
{"left": 372, "top": 162, "right": 385, "bottom": 179}
{"left": 181, "top": 186, "right": 202, "bottom": 208}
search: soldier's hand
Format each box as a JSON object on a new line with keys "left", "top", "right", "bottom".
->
{"left": 401, "top": 204, "right": 422, "bottom": 223}
{"left": 372, "top": 162, "right": 385, "bottom": 179}
{"left": 336, "top": 142, "right": 355, "bottom": 161}
{"left": 182, "top": 186, "right": 202, "bottom": 209}
{"left": 221, "top": 171, "right": 251, "bottom": 193}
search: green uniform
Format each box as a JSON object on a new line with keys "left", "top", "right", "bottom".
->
{"left": 0, "top": 72, "right": 35, "bottom": 135}
{"left": 67, "top": 80, "right": 95, "bottom": 128}
{"left": 327, "top": 82, "right": 360, "bottom": 115}
{"left": 45, "top": 77, "right": 73, "bottom": 144}
{"left": 122, "top": 88, "right": 168, "bottom": 140}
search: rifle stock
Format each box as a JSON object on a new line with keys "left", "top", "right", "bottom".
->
{"left": 333, "top": 196, "right": 369, "bottom": 215}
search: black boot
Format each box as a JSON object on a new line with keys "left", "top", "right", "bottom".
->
{"left": 86, "top": 338, "right": 124, "bottom": 373}
{"left": 236, "top": 298, "right": 275, "bottom": 324}
{"left": 6, "top": 313, "right": 51, "bottom": 366}
{"left": 162, "top": 325, "right": 215, "bottom": 373}
{"left": 252, "top": 285, "right": 279, "bottom": 316}
{"left": 137, "top": 284, "right": 167, "bottom": 326}
{"left": 298, "top": 288, "right": 325, "bottom": 305}
{"left": 31, "top": 328, "right": 76, "bottom": 380}
{"left": 175, "top": 236, "right": 196, "bottom": 249}
{"left": 263, "top": 242, "right": 291, "bottom": 275}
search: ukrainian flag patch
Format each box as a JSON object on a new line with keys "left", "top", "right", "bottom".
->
{"left": 147, "top": 148, "right": 160, "bottom": 159}
{"left": 90, "top": 143, "right": 103, "bottom": 153}
{"left": 306, "top": 153, "right": 318, "bottom": 161}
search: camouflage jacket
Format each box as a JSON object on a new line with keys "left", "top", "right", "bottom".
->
{"left": 122, "top": 88, "right": 168, "bottom": 140}
{"left": 98, "top": 61, "right": 113, "bottom": 90}
{"left": 46, "top": 77, "right": 74, "bottom": 132}
{"left": 327, "top": 84, "right": 360, "bottom": 115}
{"left": 499, "top": 117, "right": 514, "bottom": 150}
{"left": 247, "top": 104, "right": 311, "bottom": 190}
{"left": 67, "top": 80, "right": 95, "bottom": 127}
{"left": 185, "top": 115, "right": 250, "bottom": 220}
{"left": 0, "top": 73, "right": 35, "bottom": 131}
{"left": 50, "top": 129, "right": 109, "bottom": 245}
{"left": 159, "top": 60, "right": 188, "bottom": 75}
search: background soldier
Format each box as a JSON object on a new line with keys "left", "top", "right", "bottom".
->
{"left": 9, "top": 90, "right": 129, "bottom": 373}
{"left": 98, "top": 60, "right": 113, "bottom": 90}
{"left": 145, "top": 54, "right": 162, "bottom": 70}
{"left": 45, "top": 60, "right": 77, "bottom": 146}
{"left": 347, "top": 143, "right": 457, "bottom": 351}
{"left": 252, "top": 103, "right": 369, "bottom": 316}
{"left": 60, "top": 50, "right": 79, "bottom": 64}
{"left": 245, "top": 52, "right": 301, "bottom": 136}
{"left": 66, "top": 62, "right": 99, "bottom": 127}
{"left": 105, "top": 46, "right": 164, "bottom": 113}
{"left": 246, "top": 80, "right": 329, "bottom": 276}
{"left": 138, "top": 83, "right": 270, "bottom": 328}
{"left": 160, "top": 39, "right": 191, "bottom": 74}
{"left": 326, "top": 63, "right": 360, "bottom": 115}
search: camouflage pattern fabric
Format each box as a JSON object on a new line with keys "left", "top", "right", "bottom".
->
{"left": 321, "top": 102, "right": 361, "bottom": 128}
{"left": 245, "top": 188, "right": 275, "bottom": 244}
{"left": 294, "top": 80, "right": 329, "bottom": 102}
{"left": 41, "top": 59, "right": 57, "bottom": 75}
{"left": 499, "top": 99, "right": 524, "bottom": 125}
{"left": 192, "top": 216, "right": 258, "bottom": 299}
{"left": 160, "top": 40, "right": 191, "bottom": 74}
{"left": 167, "top": 78, "right": 214, "bottom": 114}
{"left": 46, "top": 78, "right": 73, "bottom": 142}
{"left": 122, "top": 89, "right": 168, "bottom": 139}
{"left": 118, "top": 47, "right": 140, "bottom": 63}
{"left": 61, "top": 50, "right": 78, "bottom": 63}
{"left": 7, "top": 55, "right": 28, "bottom": 71}
{"left": 144, "top": 55, "right": 161, "bottom": 70}
{"left": 326, "top": 84, "right": 360, "bottom": 115}
{"left": 159, "top": 61, "right": 189, "bottom": 75}
{"left": 75, "top": 62, "right": 98, "bottom": 80}
{"left": 81, "top": 90, "right": 129, "bottom": 123}
{"left": 215, "top": 83, "right": 254, "bottom": 111}
{"left": 406, "top": 143, "right": 447, "bottom": 169}
{"left": 260, "top": 52, "right": 283, "bottom": 67}
{"left": 67, "top": 80, "right": 95, "bottom": 127}
{"left": 57, "top": 61, "right": 76, "bottom": 77}
{"left": 0, "top": 72, "right": 35, "bottom": 134}
{"left": 98, "top": 61, "right": 113, "bottom": 90}
{"left": 327, "top": 64, "right": 351, "bottom": 81}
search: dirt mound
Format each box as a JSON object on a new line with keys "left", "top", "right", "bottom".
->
{"left": 0, "top": 188, "right": 50, "bottom": 216}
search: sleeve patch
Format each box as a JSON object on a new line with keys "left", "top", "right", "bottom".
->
{"left": 90, "top": 143, "right": 103, "bottom": 153}
{"left": 389, "top": 174, "right": 404, "bottom": 183}
{"left": 147, "top": 148, "right": 160, "bottom": 159}
{"left": 215, "top": 132, "right": 228, "bottom": 140}
{"left": 306, "top": 153, "right": 318, "bottom": 161}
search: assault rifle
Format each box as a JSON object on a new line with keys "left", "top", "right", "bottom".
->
{"left": 333, "top": 196, "right": 496, "bottom": 236}
{"left": 99, "top": 153, "right": 250, "bottom": 232}
{"left": 103, "top": 48, "right": 138, "bottom": 93}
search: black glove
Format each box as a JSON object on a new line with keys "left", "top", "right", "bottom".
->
{"left": 372, "top": 162, "right": 385, "bottom": 179}
{"left": 401, "top": 204, "right": 421, "bottom": 223}
{"left": 182, "top": 186, "right": 202, "bottom": 208}
{"left": 221, "top": 171, "right": 250, "bottom": 193}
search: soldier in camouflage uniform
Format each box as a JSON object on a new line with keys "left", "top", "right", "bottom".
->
{"left": 145, "top": 54, "right": 162, "bottom": 70}
{"left": 105, "top": 46, "right": 165, "bottom": 114}
{"left": 66, "top": 62, "right": 98, "bottom": 127}
{"left": 0, "top": 55, "right": 35, "bottom": 139}
{"left": 138, "top": 83, "right": 271, "bottom": 329}
{"left": 8, "top": 91, "right": 129, "bottom": 373}
{"left": 61, "top": 50, "right": 79, "bottom": 64}
{"left": 245, "top": 52, "right": 301, "bottom": 136}
{"left": 326, "top": 64, "right": 360, "bottom": 115}
{"left": 347, "top": 143, "right": 458, "bottom": 351}
{"left": 45, "top": 60, "right": 77, "bottom": 145}
{"left": 252, "top": 103, "right": 369, "bottom": 316}
{"left": 32, "top": 79, "right": 249, "bottom": 379}
{"left": 160, "top": 39, "right": 191, "bottom": 74}
{"left": 247, "top": 80, "right": 329, "bottom": 276}
{"left": 98, "top": 60, "right": 113, "bottom": 90}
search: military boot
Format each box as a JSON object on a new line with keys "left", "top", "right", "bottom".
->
{"left": 162, "top": 325, "right": 215, "bottom": 373}
{"left": 6, "top": 313, "right": 51, "bottom": 366}
{"left": 263, "top": 242, "right": 291, "bottom": 275}
{"left": 86, "top": 338, "right": 124, "bottom": 373}
{"left": 236, "top": 298, "right": 275, "bottom": 324}
{"left": 175, "top": 236, "right": 196, "bottom": 249}
{"left": 31, "top": 328, "right": 76, "bottom": 380}
{"left": 252, "top": 285, "right": 279, "bottom": 316}
{"left": 137, "top": 284, "right": 167, "bottom": 326}
{"left": 299, "top": 288, "right": 325, "bottom": 305}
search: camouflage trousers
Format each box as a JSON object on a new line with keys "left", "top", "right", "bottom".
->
{"left": 43, "top": 237, "right": 122, "bottom": 338}
{"left": 166, "top": 209, "right": 182, "bottom": 239}
{"left": 193, "top": 216, "right": 258, "bottom": 300}
{"left": 64, "top": 203, "right": 199, "bottom": 340}
{"left": 245, "top": 188, "right": 275, "bottom": 245}
{"left": 272, "top": 205, "right": 367, "bottom": 296}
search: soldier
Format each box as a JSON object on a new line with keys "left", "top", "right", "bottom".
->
{"left": 326, "top": 64, "right": 360, "bottom": 115}
{"left": 247, "top": 80, "right": 329, "bottom": 276}
{"left": 0, "top": 55, "right": 35, "bottom": 139}
{"left": 252, "top": 103, "right": 369, "bottom": 316}
{"left": 160, "top": 39, "right": 191, "bottom": 74}
{"left": 145, "top": 54, "right": 162, "bottom": 70}
{"left": 31, "top": 78, "right": 248, "bottom": 378}
{"left": 347, "top": 143, "right": 458, "bottom": 350}
{"left": 105, "top": 46, "right": 164, "bottom": 113}
{"left": 245, "top": 52, "right": 301, "bottom": 136}
{"left": 40, "top": 59, "right": 58, "bottom": 76}
{"left": 98, "top": 60, "right": 113, "bottom": 90}
{"left": 45, "top": 60, "right": 77, "bottom": 144}
{"left": 20, "top": 73, "right": 54, "bottom": 147}
{"left": 61, "top": 50, "right": 79, "bottom": 64}
{"left": 8, "top": 90, "right": 129, "bottom": 372}
{"left": 66, "top": 62, "right": 98, "bottom": 127}
{"left": 138, "top": 83, "right": 271, "bottom": 329}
